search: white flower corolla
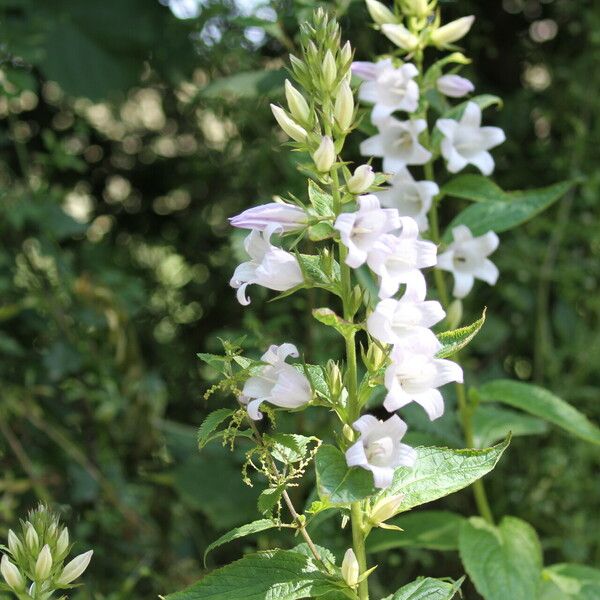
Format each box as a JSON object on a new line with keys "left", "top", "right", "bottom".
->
{"left": 436, "top": 102, "right": 506, "bottom": 175}
{"left": 381, "top": 24, "right": 419, "bottom": 51}
{"left": 437, "top": 225, "right": 499, "bottom": 298}
{"left": 230, "top": 203, "right": 307, "bottom": 233}
{"left": 366, "top": 221, "right": 438, "bottom": 300}
{"left": 313, "top": 136, "right": 336, "bottom": 172}
{"left": 270, "top": 104, "right": 308, "bottom": 142}
{"left": 353, "top": 59, "right": 419, "bottom": 122}
{"left": 431, "top": 15, "right": 475, "bottom": 47}
{"left": 335, "top": 81, "right": 354, "bottom": 131}
{"left": 230, "top": 229, "right": 304, "bottom": 305}
{"left": 35, "top": 544, "right": 53, "bottom": 580}
{"left": 240, "top": 343, "right": 312, "bottom": 420}
{"left": 56, "top": 550, "right": 93, "bottom": 586}
{"left": 341, "top": 549, "right": 360, "bottom": 587}
{"left": 365, "top": 0, "right": 396, "bottom": 26}
{"left": 360, "top": 117, "right": 431, "bottom": 173}
{"left": 345, "top": 414, "right": 416, "bottom": 489}
{"left": 384, "top": 343, "right": 463, "bottom": 420}
{"left": 376, "top": 167, "right": 438, "bottom": 231}
{"left": 284, "top": 80, "right": 310, "bottom": 124}
{"left": 1, "top": 555, "right": 24, "bottom": 591}
{"left": 436, "top": 74, "right": 474, "bottom": 98}
{"left": 334, "top": 195, "right": 401, "bottom": 269}
{"left": 56, "top": 528, "right": 69, "bottom": 556}
{"left": 367, "top": 296, "right": 445, "bottom": 351}
{"left": 347, "top": 164, "right": 375, "bottom": 194}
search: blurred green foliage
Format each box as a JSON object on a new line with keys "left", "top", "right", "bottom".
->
{"left": 0, "top": 0, "right": 598, "bottom": 598}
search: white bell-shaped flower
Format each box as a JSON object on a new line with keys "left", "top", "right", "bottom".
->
{"left": 367, "top": 296, "right": 445, "bottom": 351}
{"left": 230, "top": 228, "right": 304, "bottom": 305}
{"left": 360, "top": 117, "right": 431, "bottom": 173}
{"left": 366, "top": 220, "right": 437, "bottom": 300}
{"left": 384, "top": 343, "right": 463, "bottom": 420}
{"left": 334, "top": 195, "right": 401, "bottom": 268}
{"left": 436, "top": 102, "right": 505, "bottom": 175}
{"left": 376, "top": 167, "right": 439, "bottom": 231}
{"left": 436, "top": 74, "right": 474, "bottom": 98}
{"left": 345, "top": 414, "right": 416, "bottom": 489}
{"left": 352, "top": 59, "right": 419, "bottom": 122}
{"left": 437, "top": 225, "right": 499, "bottom": 298}
{"left": 240, "top": 343, "right": 312, "bottom": 420}
{"left": 230, "top": 203, "right": 307, "bottom": 233}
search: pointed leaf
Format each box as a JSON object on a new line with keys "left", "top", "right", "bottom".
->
{"left": 385, "top": 576, "right": 462, "bottom": 600}
{"left": 312, "top": 308, "right": 359, "bottom": 338}
{"left": 472, "top": 405, "right": 548, "bottom": 448}
{"left": 197, "top": 409, "right": 235, "bottom": 450}
{"left": 436, "top": 310, "right": 486, "bottom": 358}
{"left": 441, "top": 175, "right": 508, "bottom": 203}
{"left": 541, "top": 563, "right": 600, "bottom": 599}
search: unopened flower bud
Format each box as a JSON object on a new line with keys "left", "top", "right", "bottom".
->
{"left": 446, "top": 298, "right": 463, "bottom": 330}
{"left": 326, "top": 360, "right": 344, "bottom": 399}
{"left": 47, "top": 522, "right": 57, "bottom": 539}
{"left": 323, "top": 50, "right": 337, "bottom": 89}
{"left": 285, "top": 80, "right": 310, "bottom": 124}
{"left": 363, "top": 341, "right": 387, "bottom": 373}
{"left": 340, "top": 41, "right": 352, "bottom": 65}
{"left": 436, "top": 74, "right": 474, "bottom": 98}
{"left": 335, "top": 81, "right": 354, "bottom": 131}
{"left": 347, "top": 165, "right": 375, "bottom": 194}
{"left": 403, "top": 0, "right": 429, "bottom": 18}
{"left": 35, "top": 544, "right": 53, "bottom": 580}
{"left": 25, "top": 523, "right": 39, "bottom": 552}
{"left": 1, "top": 555, "right": 24, "bottom": 591}
{"left": 342, "top": 424, "right": 355, "bottom": 441}
{"left": 270, "top": 105, "right": 308, "bottom": 142}
{"left": 341, "top": 549, "right": 360, "bottom": 587}
{"left": 313, "top": 136, "right": 336, "bottom": 172}
{"left": 365, "top": 0, "right": 396, "bottom": 25}
{"left": 370, "top": 493, "right": 404, "bottom": 524}
{"left": 431, "top": 15, "right": 475, "bottom": 47}
{"left": 381, "top": 23, "right": 419, "bottom": 51}
{"left": 56, "top": 550, "right": 93, "bottom": 586}
{"left": 56, "top": 528, "right": 69, "bottom": 556}
{"left": 7, "top": 530, "right": 22, "bottom": 557}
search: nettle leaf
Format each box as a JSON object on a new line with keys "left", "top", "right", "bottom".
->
{"left": 459, "top": 516, "right": 543, "bottom": 600}
{"left": 436, "top": 310, "right": 486, "bottom": 358}
{"left": 367, "top": 511, "right": 466, "bottom": 553}
{"left": 442, "top": 180, "right": 573, "bottom": 241}
{"left": 374, "top": 438, "right": 509, "bottom": 514}
{"left": 265, "top": 433, "right": 320, "bottom": 464}
{"left": 540, "top": 563, "right": 600, "bottom": 599}
{"left": 197, "top": 409, "right": 235, "bottom": 450}
{"left": 384, "top": 576, "right": 462, "bottom": 600}
{"left": 301, "top": 363, "right": 330, "bottom": 399}
{"left": 203, "top": 519, "right": 280, "bottom": 564}
{"left": 296, "top": 253, "right": 341, "bottom": 294}
{"left": 477, "top": 379, "right": 600, "bottom": 445}
{"left": 308, "top": 180, "right": 334, "bottom": 217}
{"left": 258, "top": 485, "right": 285, "bottom": 516}
{"left": 166, "top": 549, "right": 340, "bottom": 600}
{"left": 441, "top": 174, "right": 508, "bottom": 203}
{"left": 308, "top": 221, "right": 335, "bottom": 242}
{"left": 312, "top": 308, "right": 359, "bottom": 338}
{"left": 315, "top": 445, "right": 377, "bottom": 505}
{"left": 472, "top": 405, "right": 548, "bottom": 448}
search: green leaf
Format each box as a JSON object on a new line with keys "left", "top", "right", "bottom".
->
{"left": 200, "top": 69, "right": 287, "bottom": 99}
{"left": 315, "top": 445, "right": 377, "bottom": 505}
{"left": 312, "top": 308, "right": 358, "bottom": 338}
{"left": 258, "top": 485, "right": 285, "bottom": 516}
{"left": 302, "top": 364, "right": 330, "bottom": 399}
{"left": 442, "top": 181, "right": 573, "bottom": 241}
{"left": 166, "top": 549, "right": 340, "bottom": 600}
{"left": 203, "top": 519, "right": 279, "bottom": 564}
{"left": 459, "top": 516, "right": 543, "bottom": 600}
{"left": 374, "top": 438, "right": 509, "bottom": 514}
{"left": 367, "top": 511, "right": 466, "bottom": 553}
{"left": 385, "top": 576, "right": 462, "bottom": 600}
{"left": 477, "top": 379, "right": 600, "bottom": 445}
{"left": 436, "top": 310, "right": 486, "bottom": 358}
{"left": 472, "top": 405, "right": 548, "bottom": 448}
{"left": 296, "top": 253, "right": 340, "bottom": 292}
{"left": 441, "top": 175, "right": 508, "bottom": 203}
{"left": 197, "top": 409, "right": 235, "bottom": 450}
{"left": 265, "top": 434, "right": 320, "bottom": 464}
{"left": 540, "top": 564, "right": 600, "bottom": 599}
{"left": 308, "top": 181, "right": 334, "bottom": 217}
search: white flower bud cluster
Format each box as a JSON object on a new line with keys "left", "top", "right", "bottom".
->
{"left": 1, "top": 505, "right": 93, "bottom": 597}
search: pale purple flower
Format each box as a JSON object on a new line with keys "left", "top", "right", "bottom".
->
{"left": 436, "top": 74, "right": 475, "bottom": 98}
{"left": 334, "top": 195, "right": 401, "bottom": 269}
{"left": 230, "top": 203, "right": 307, "bottom": 233}
{"left": 384, "top": 343, "right": 463, "bottom": 420}
{"left": 241, "top": 343, "right": 311, "bottom": 420}
{"left": 360, "top": 117, "right": 431, "bottom": 173}
{"left": 366, "top": 221, "right": 438, "bottom": 300}
{"left": 353, "top": 58, "right": 419, "bottom": 122}
{"left": 345, "top": 414, "right": 416, "bottom": 489}
{"left": 436, "top": 102, "right": 505, "bottom": 175}
{"left": 230, "top": 229, "right": 303, "bottom": 305}
{"left": 376, "top": 167, "right": 439, "bottom": 231}
{"left": 437, "top": 225, "right": 499, "bottom": 298}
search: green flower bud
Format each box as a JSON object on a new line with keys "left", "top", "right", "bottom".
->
{"left": 340, "top": 41, "right": 353, "bottom": 65}
{"left": 334, "top": 81, "right": 354, "bottom": 131}
{"left": 431, "top": 15, "right": 475, "bottom": 47}
{"left": 270, "top": 105, "right": 308, "bottom": 142}
{"left": 284, "top": 80, "right": 310, "bottom": 124}
{"left": 1, "top": 555, "right": 25, "bottom": 592}
{"left": 402, "top": 0, "right": 431, "bottom": 18}
{"left": 25, "top": 523, "right": 39, "bottom": 552}
{"left": 341, "top": 549, "right": 360, "bottom": 587}
{"left": 35, "top": 544, "right": 53, "bottom": 580}
{"left": 381, "top": 23, "right": 419, "bottom": 51}
{"left": 312, "top": 136, "right": 336, "bottom": 172}
{"left": 56, "top": 550, "right": 93, "bottom": 586}
{"left": 347, "top": 164, "right": 375, "bottom": 194}
{"left": 7, "top": 530, "right": 22, "bottom": 557}
{"left": 365, "top": 0, "right": 396, "bottom": 26}
{"left": 322, "top": 50, "right": 337, "bottom": 89}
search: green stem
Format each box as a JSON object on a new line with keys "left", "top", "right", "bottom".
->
{"left": 350, "top": 502, "right": 369, "bottom": 600}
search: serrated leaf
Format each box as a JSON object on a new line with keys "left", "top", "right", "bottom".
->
{"left": 459, "top": 516, "right": 543, "bottom": 600}
{"left": 315, "top": 445, "right": 377, "bottom": 505}
{"left": 308, "top": 180, "right": 334, "bottom": 216}
{"left": 308, "top": 222, "right": 335, "bottom": 241}
{"left": 442, "top": 181, "right": 573, "bottom": 241}
{"left": 203, "top": 519, "right": 279, "bottom": 564}
{"left": 296, "top": 253, "right": 340, "bottom": 293}
{"left": 312, "top": 308, "right": 358, "bottom": 337}
{"left": 436, "top": 310, "right": 486, "bottom": 358}
{"left": 441, "top": 175, "right": 508, "bottom": 203}
{"left": 265, "top": 434, "right": 320, "bottom": 464}
{"left": 540, "top": 563, "right": 600, "bottom": 599}
{"left": 367, "top": 511, "right": 465, "bottom": 553}
{"left": 258, "top": 485, "right": 285, "bottom": 516}
{"left": 197, "top": 409, "right": 235, "bottom": 450}
{"left": 472, "top": 405, "right": 548, "bottom": 448}
{"left": 477, "top": 379, "right": 600, "bottom": 445}
{"left": 166, "top": 549, "right": 340, "bottom": 600}
{"left": 301, "top": 363, "right": 330, "bottom": 399}
{"left": 385, "top": 576, "right": 462, "bottom": 600}
{"left": 374, "top": 438, "right": 509, "bottom": 514}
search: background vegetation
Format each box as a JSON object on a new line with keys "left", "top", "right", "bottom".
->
{"left": 0, "top": 0, "right": 598, "bottom": 597}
